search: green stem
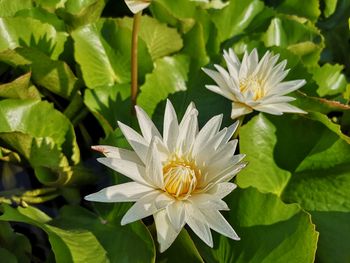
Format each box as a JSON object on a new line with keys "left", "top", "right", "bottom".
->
{"left": 131, "top": 11, "right": 142, "bottom": 111}
{"left": 233, "top": 115, "right": 245, "bottom": 139}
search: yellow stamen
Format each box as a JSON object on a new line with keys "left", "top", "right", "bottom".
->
{"left": 239, "top": 77, "right": 265, "bottom": 100}
{"left": 163, "top": 159, "right": 201, "bottom": 198}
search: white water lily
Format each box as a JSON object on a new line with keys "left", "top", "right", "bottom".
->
{"left": 125, "top": 0, "right": 151, "bottom": 14}
{"left": 85, "top": 100, "right": 246, "bottom": 252}
{"left": 203, "top": 48, "right": 307, "bottom": 119}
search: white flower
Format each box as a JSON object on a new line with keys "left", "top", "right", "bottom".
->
{"left": 202, "top": 48, "right": 307, "bottom": 119}
{"left": 85, "top": 100, "right": 246, "bottom": 252}
{"left": 125, "top": 0, "right": 151, "bottom": 14}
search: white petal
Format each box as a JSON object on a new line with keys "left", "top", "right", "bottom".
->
{"left": 205, "top": 142, "right": 243, "bottom": 173}
{"left": 256, "top": 103, "right": 307, "bottom": 114}
{"left": 97, "top": 158, "right": 150, "bottom": 186}
{"left": 268, "top": 79, "right": 306, "bottom": 96}
{"left": 118, "top": 121, "right": 149, "bottom": 163}
{"left": 219, "top": 121, "right": 239, "bottom": 146}
{"left": 201, "top": 209, "right": 240, "bottom": 240}
{"left": 266, "top": 60, "right": 288, "bottom": 87}
{"left": 124, "top": 0, "right": 150, "bottom": 14}
{"left": 185, "top": 203, "right": 213, "bottom": 247}
{"left": 163, "top": 99, "right": 179, "bottom": 152}
{"left": 259, "top": 95, "right": 296, "bottom": 104}
{"left": 205, "top": 84, "right": 235, "bottom": 101}
{"left": 255, "top": 103, "right": 307, "bottom": 115}
{"left": 252, "top": 51, "right": 270, "bottom": 77}
{"left": 202, "top": 68, "right": 235, "bottom": 100}
{"left": 247, "top": 49, "right": 259, "bottom": 75}
{"left": 193, "top": 114, "right": 222, "bottom": 156}
{"left": 214, "top": 64, "right": 239, "bottom": 93}
{"left": 154, "top": 209, "right": 181, "bottom": 253}
{"left": 223, "top": 49, "right": 240, "bottom": 80}
{"left": 207, "top": 182, "right": 237, "bottom": 199}
{"left": 121, "top": 191, "right": 162, "bottom": 225}
{"left": 145, "top": 138, "right": 164, "bottom": 188}
{"left": 188, "top": 193, "right": 229, "bottom": 211}
{"left": 231, "top": 102, "right": 253, "bottom": 119}
{"left": 84, "top": 182, "right": 154, "bottom": 202}
{"left": 91, "top": 145, "right": 142, "bottom": 165}
{"left": 135, "top": 105, "right": 162, "bottom": 143}
{"left": 204, "top": 162, "right": 247, "bottom": 187}
{"left": 180, "top": 101, "right": 196, "bottom": 126}
{"left": 253, "top": 104, "right": 283, "bottom": 115}
{"left": 177, "top": 110, "right": 198, "bottom": 155}
{"left": 195, "top": 128, "right": 227, "bottom": 165}
{"left": 239, "top": 50, "right": 249, "bottom": 79}
{"left": 166, "top": 201, "right": 185, "bottom": 231}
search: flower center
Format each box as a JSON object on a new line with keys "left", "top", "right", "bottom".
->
{"left": 163, "top": 160, "right": 201, "bottom": 198}
{"left": 239, "top": 77, "right": 265, "bottom": 100}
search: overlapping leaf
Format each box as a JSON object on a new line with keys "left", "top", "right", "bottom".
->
{"left": 237, "top": 113, "right": 350, "bottom": 262}
{"left": 193, "top": 188, "right": 318, "bottom": 263}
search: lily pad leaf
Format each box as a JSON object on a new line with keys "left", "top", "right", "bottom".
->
{"left": 56, "top": 0, "right": 106, "bottom": 29}
{"left": 0, "top": 17, "right": 67, "bottom": 59}
{"left": 0, "top": 0, "right": 33, "bottom": 17}
{"left": 118, "top": 15, "right": 183, "bottom": 60}
{"left": 0, "top": 48, "right": 79, "bottom": 99}
{"left": 193, "top": 188, "right": 318, "bottom": 263}
{"left": 0, "top": 99, "right": 80, "bottom": 185}
{"left": 51, "top": 204, "right": 156, "bottom": 263}
{"left": 237, "top": 113, "right": 350, "bottom": 262}
{"left": 72, "top": 19, "right": 152, "bottom": 89}
{"left": 310, "top": 63, "right": 348, "bottom": 97}
{"left": 209, "top": 0, "right": 264, "bottom": 43}
{"left": 0, "top": 205, "right": 109, "bottom": 263}
{"left": 0, "top": 72, "right": 41, "bottom": 100}
{"left": 137, "top": 54, "right": 190, "bottom": 116}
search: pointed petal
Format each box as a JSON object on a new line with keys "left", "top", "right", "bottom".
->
{"left": 154, "top": 209, "right": 181, "bottom": 253}
{"left": 253, "top": 104, "right": 283, "bottom": 115}
{"left": 180, "top": 101, "right": 196, "bottom": 126}
{"left": 185, "top": 203, "right": 213, "bottom": 247}
{"left": 121, "top": 191, "right": 162, "bottom": 225}
{"left": 214, "top": 64, "right": 239, "bottom": 93}
{"left": 91, "top": 145, "right": 142, "bottom": 165}
{"left": 166, "top": 201, "right": 185, "bottom": 231}
{"left": 145, "top": 138, "right": 164, "bottom": 188}
{"left": 259, "top": 95, "right": 296, "bottom": 104}
{"left": 97, "top": 158, "right": 150, "bottom": 186}
{"left": 193, "top": 114, "right": 222, "bottom": 156}
{"left": 195, "top": 128, "right": 228, "bottom": 165}
{"left": 231, "top": 102, "right": 253, "bottom": 119}
{"left": 202, "top": 68, "right": 235, "bottom": 100}
{"left": 207, "top": 182, "right": 237, "bottom": 199}
{"left": 201, "top": 209, "right": 240, "bottom": 240}
{"left": 269, "top": 79, "right": 306, "bottom": 96}
{"left": 239, "top": 50, "right": 249, "bottom": 79}
{"left": 118, "top": 121, "right": 149, "bottom": 163}
{"left": 204, "top": 162, "right": 247, "bottom": 187}
{"left": 84, "top": 182, "right": 154, "bottom": 202}
{"left": 135, "top": 105, "right": 162, "bottom": 143}
{"left": 177, "top": 109, "right": 198, "bottom": 155}
{"left": 163, "top": 100, "right": 179, "bottom": 152}
{"left": 188, "top": 193, "right": 229, "bottom": 211}
{"left": 121, "top": 191, "right": 169, "bottom": 225}
{"left": 219, "top": 121, "right": 239, "bottom": 146}
{"left": 255, "top": 103, "right": 307, "bottom": 114}
{"left": 223, "top": 49, "right": 240, "bottom": 80}
{"left": 205, "top": 84, "right": 235, "bottom": 101}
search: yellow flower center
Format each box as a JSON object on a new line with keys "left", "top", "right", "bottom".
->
{"left": 163, "top": 159, "right": 201, "bottom": 198}
{"left": 239, "top": 77, "right": 265, "bottom": 100}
